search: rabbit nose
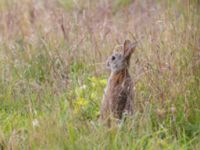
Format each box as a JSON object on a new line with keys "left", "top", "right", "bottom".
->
{"left": 111, "top": 56, "right": 115, "bottom": 61}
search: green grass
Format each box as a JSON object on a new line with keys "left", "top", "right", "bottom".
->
{"left": 0, "top": 0, "right": 200, "bottom": 149}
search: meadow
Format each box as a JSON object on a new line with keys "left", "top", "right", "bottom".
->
{"left": 0, "top": 0, "right": 200, "bottom": 149}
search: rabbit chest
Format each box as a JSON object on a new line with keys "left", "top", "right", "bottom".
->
{"left": 104, "top": 69, "right": 133, "bottom": 118}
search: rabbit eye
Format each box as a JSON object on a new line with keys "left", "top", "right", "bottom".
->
{"left": 111, "top": 56, "right": 115, "bottom": 61}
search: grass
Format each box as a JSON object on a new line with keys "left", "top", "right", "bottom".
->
{"left": 0, "top": 0, "right": 200, "bottom": 149}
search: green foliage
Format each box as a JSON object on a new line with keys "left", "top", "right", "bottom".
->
{"left": 58, "top": 0, "right": 75, "bottom": 11}
{"left": 0, "top": 0, "right": 199, "bottom": 149}
{"left": 112, "top": 0, "right": 133, "bottom": 14}
{"left": 71, "top": 76, "right": 107, "bottom": 120}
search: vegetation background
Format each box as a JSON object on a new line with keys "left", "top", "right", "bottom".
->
{"left": 0, "top": 0, "right": 199, "bottom": 149}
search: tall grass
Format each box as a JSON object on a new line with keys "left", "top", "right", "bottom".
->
{"left": 0, "top": 0, "right": 199, "bottom": 149}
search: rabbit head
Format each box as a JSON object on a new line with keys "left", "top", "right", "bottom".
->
{"left": 106, "top": 40, "right": 137, "bottom": 73}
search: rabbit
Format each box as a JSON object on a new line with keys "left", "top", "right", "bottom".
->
{"left": 99, "top": 40, "right": 137, "bottom": 126}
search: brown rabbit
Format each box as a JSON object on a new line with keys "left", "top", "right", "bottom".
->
{"left": 100, "top": 40, "right": 137, "bottom": 125}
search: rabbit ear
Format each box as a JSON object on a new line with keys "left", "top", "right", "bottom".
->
{"left": 124, "top": 40, "right": 131, "bottom": 53}
{"left": 123, "top": 40, "right": 136, "bottom": 59}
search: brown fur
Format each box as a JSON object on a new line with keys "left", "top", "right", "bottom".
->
{"left": 100, "top": 40, "right": 136, "bottom": 126}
